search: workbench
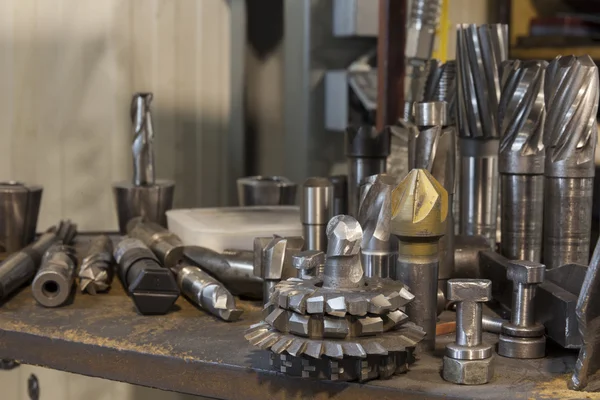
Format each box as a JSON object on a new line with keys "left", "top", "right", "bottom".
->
{"left": 0, "top": 277, "right": 583, "bottom": 400}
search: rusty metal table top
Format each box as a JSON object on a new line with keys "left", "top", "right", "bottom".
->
{"left": 0, "top": 277, "right": 585, "bottom": 400}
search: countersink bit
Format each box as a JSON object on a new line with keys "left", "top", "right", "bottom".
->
{"left": 0, "top": 182, "right": 43, "bottom": 253}
{"left": 79, "top": 235, "right": 114, "bottom": 294}
{"left": 498, "top": 60, "right": 547, "bottom": 262}
{"left": 357, "top": 175, "right": 397, "bottom": 279}
{"left": 301, "top": 177, "right": 333, "bottom": 252}
{"left": 114, "top": 237, "right": 180, "bottom": 315}
{"left": 410, "top": 101, "right": 457, "bottom": 293}
{"left": 328, "top": 175, "right": 348, "bottom": 216}
{"left": 236, "top": 176, "right": 297, "bottom": 206}
{"left": 323, "top": 215, "right": 364, "bottom": 289}
{"left": 32, "top": 244, "right": 77, "bottom": 307}
{"left": 0, "top": 220, "right": 77, "bottom": 300}
{"left": 113, "top": 93, "right": 175, "bottom": 233}
{"left": 456, "top": 24, "right": 508, "bottom": 248}
{"left": 345, "top": 126, "right": 391, "bottom": 217}
{"left": 543, "top": 55, "right": 598, "bottom": 269}
{"left": 392, "top": 169, "right": 448, "bottom": 351}
{"left": 254, "top": 236, "right": 304, "bottom": 301}
{"left": 173, "top": 263, "right": 243, "bottom": 322}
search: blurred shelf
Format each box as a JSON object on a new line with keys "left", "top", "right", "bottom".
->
{"left": 511, "top": 46, "right": 600, "bottom": 60}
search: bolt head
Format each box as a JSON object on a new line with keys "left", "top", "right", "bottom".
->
{"left": 442, "top": 356, "right": 493, "bottom": 385}
{"left": 447, "top": 279, "right": 492, "bottom": 303}
{"left": 507, "top": 260, "right": 545, "bottom": 284}
{"left": 292, "top": 250, "right": 325, "bottom": 270}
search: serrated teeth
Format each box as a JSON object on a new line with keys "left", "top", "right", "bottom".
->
{"left": 368, "top": 294, "right": 393, "bottom": 313}
{"left": 323, "top": 318, "right": 350, "bottom": 338}
{"left": 383, "top": 310, "right": 409, "bottom": 330}
{"left": 304, "top": 341, "right": 324, "bottom": 359}
{"left": 288, "top": 313, "right": 310, "bottom": 337}
{"left": 323, "top": 342, "right": 344, "bottom": 359}
{"left": 266, "top": 309, "right": 288, "bottom": 332}
{"left": 347, "top": 298, "right": 369, "bottom": 316}
{"left": 326, "top": 296, "right": 347, "bottom": 317}
{"left": 287, "top": 339, "right": 307, "bottom": 357}
{"left": 306, "top": 296, "right": 325, "bottom": 314}
{"left": 356, "top": 317, "right": 384, "bottom": 335}
{"left": 271, "top": 337, "right": 294, "bottom": 354}
{"left": 288, "top": 292, "right": 309, "bottom": 313}
{"left": 361, "top": 341, "right": 388, "bottom": 355}
{"left": 342, "top": 343, "right": 367, "bottom": 358}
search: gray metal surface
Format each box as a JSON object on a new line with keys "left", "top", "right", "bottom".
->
{"left": 543, "top": 55, "right": 598, "bottom": 269}
{"left": 301, "top": 177, "right": 333, "bottom": 252}
{"left": 254, "top": 236, "right": 304, "bottom": 301}
{"left": 456, "top": 24, "right": 508, "bottom": 248}
{"left": 424, "top": 60, "right": 456, "bottom": 125}
{"left": 31, "top": 244, "right": 77, "bottom": 308}
{"left": 127, "top": 218, "right": 185, "bottom": 268}
{"left": 498, "top": 60, "right": 546, "bottom": 262}
{"left": 79, "top": 235, "right": 114, "bottom": 294}
{"left": 323, "top": 215, "right": 363, "bottom": 288}
{"left": 328, "top": 175, "right": 348, "bottom": 216}
{"left": 237, "top": 176, "right": 297, "bottom": 206}
{"left": 0, "top": 182, "right": 43, "bottom": 254}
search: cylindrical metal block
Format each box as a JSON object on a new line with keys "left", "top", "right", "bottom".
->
{"left": 328, "top": 175, "right": 348, "bottom": 216}
{"left": 32, "top": 245, "right": 77, "bottom": 307}
{"left": 301, "top": 177, "right": 334, "bottom": 251}
{"left": 500, "top": 175, "right": 544, "bottom": 262}
{"left": 236, "top": 176, "right": 297, "bottom": 206}
{"left": 0, "top": 182, "right": 43, "bottom": 253}
{"left": 456, "top": 302, "right": 482, "bottom": 347}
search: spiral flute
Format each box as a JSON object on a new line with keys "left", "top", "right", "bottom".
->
{"left": 131, "top": 93, "right": 155, "bottom": 186}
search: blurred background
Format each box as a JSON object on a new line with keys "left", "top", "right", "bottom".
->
{"left": 0, "top": 0, "right": 597, "bottom": 398}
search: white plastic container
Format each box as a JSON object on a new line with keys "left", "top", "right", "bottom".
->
{"left": 166, "top": 206, "right": 302, "bottom": 252}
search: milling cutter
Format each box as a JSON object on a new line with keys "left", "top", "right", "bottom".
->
{"left": 409, "top": 101, "right": 456, "bottom": 294}
{"left": 456, "top": 24, "right": 508, "bottom": 248}
{"left": 392, "top": 169, "right": 448, "bottom": 352}
{"left": 543, "top": 55, "right": 598, "bottom": 269}
{"left": 245, "top": 215, "right": 424, "bottom": 382}
{"left": 498, "top": 60, "right": 547, "bottom": 262}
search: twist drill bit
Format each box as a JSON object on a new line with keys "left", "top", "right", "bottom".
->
{"left": 32, "top": 244, "right": 77, "bottom": 307}
{"left": 323, "top": 215, "right": 364, "bottom": 289}
{"left": 0, "top": 220, "right": 76, "bottom": 300}
{"left": 131, "top": 93, "right": 155, "bottom": 186}
{"left": 113, "top": 93, "right": 175, "bottom": 233}
{"left": 301, "top": 177, "right": 334, "bottom": 252}
{"left": 543, "top": 55, "right": 598, "bottom": 269}
{"left": 173, "top": 263, "right": 243, "bottom": 322}
{"left": 498, "top": 60, "right": 547, "bottom": 262}
{"left": 79, "top": 235, "right": 114, "bottom": 294}
{"left": 358, "top": 175, "right": 397, "bottom": 279}
{"left": 345, "top": 126, "right": 391, "bottom": 217}
{"left": 424, "top": 61, "right": 457, "bottom": 125}
{"left": 392, "top": 169, "right": 448, "bottom": 351}
{"left": 456, "top": 24, "right": 508, "bottom": 248}
{"left": 410, "top": 101, "right": 457, "bottom": 294}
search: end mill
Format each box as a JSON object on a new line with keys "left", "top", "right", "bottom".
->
{"left": 79, "top": 235, "right": 114, "bottom": 294}
{"left": 543, "top": 55, "right": 598, "bottom": 269}
{"left": 456, "top": 24, "right": 508, "bottom": 248}
{"left": 301, "top": 177, "right": 333, "bottom": 252}
{"left": 410, "top": 101, "right": 457, "bottom": 292}
{"left": 345, "top": 126, "right": 391, "bottom": 217}
{"left": 392, "top": 168, "right": 448, "bottom": 351}
{"left": 498, "top": 60, "right": 547, "bottom": 262}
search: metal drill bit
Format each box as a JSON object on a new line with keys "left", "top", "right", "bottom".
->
{"left": 410, "top": 101, "right": 456, "bottom": 293}
{"left": 131, "top": 93, "right": 155, "bottom": 186}
{"left": 126, "top": 217, "right": 184, "bottom": 268}
{"left": 345, "top": 126, "right": 391, "bottom": 217}
{"left": 323, "top": 215, "right": 364, "bottom": 289}
{"left": 32, "top": 244, "right": 77, "bottom": 307}
{"left": 79, "top": 235, "right": 114, "bottom": 294}
{"left": 0, "top": 220, "right": 77, "bottom": 300}
{"left": 301, "top": 177, "right": 334, "bottom": 252}
{"left": 392, "top": 169, "right": 448, "bottom": 351}
{"left": 173, "top": 263, "right": 243, "bottom": 322}
{"left": 357, "top": 175, "right": 397, "bottom": 279}
{"left": 543, "top": 55, "right": 598, "bottom": 269}
{"left": 456, "top": 24, "right": 508, "bottom": 248}
{"left": 498, "top": 60, "right": 547, "bottom": 262}
{"left": 424, "top": 61, "right": 457, "bottom": 125}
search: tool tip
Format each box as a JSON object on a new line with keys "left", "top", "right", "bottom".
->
{"left": 326, "top": 215, "right": 363, "bottom": 257}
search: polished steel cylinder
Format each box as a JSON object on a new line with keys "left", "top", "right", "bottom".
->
{"left": 0, "top": 182, "right": 43, "bottom": 254}
{"left": 236, "top": 176, "right": 297, "bottom": 206}
{"left": 459, "top": 138, "right": 499, "bottom": 248}
{"left": 500, "top": 175, "right": 544, "bottom": 261}
{"left": 456, "top": 302, "right": 483, "bottom": 347}
{"left": 512, "top": 283, "right": 536, "bottom": 327}
{"left": 301, "top": 177, "right": 333, "bottom": 251}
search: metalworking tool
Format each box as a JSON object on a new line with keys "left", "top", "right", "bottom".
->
{"left": 127, "top": 217, "right": 184, "bottom": 268}
{"left": 79, "top": 235, "right": 114, "bottom": 294}
{"left": 443, "top": 279, "right": 494, "bottom": 385}
{"left": 0, "top": 182, "right": 42, "bottom": 254}
{"left": 236, "top": 176, "right": 297, "bottom": 206}
{"left": 114, "top": 237, "right": 179, "bottom": 315}
{"left": 498, "top": 60, "right": 547, "bottom": 262}
{"left": 424, "top": 60, "right": 457, "bottom": 125}
{"left": 246, "top": 215, "right": 424, "bottom": 382}
{"left": 357, "top": 174, "right": 397, "bottom": 279}
{"left": 0, "top": 220, "right": 76, "bottom": 300}
{"left": 410, "top": 101, "right": 456, "bottom": 294}
{"left": 498, "top": 260, "right": 546, "bottom": 359}
{"left": 254, "top": 235, "right": 304, "bottom": 301}
{"left": 301, "top": 177, "right": 333, "bottom": 252}
{"left": 32, "top": 244, "right": 77, "bottom": 307}
{"left": 543, "top": 55, "right": 598, "bottom": 269}
{"left": 328, "top": 175, "right": 348, "bottom": 215}
{"left": 345, "top": 126, "right": 391, "bottom": 217}
{"left": 392, "top": 168, "right": 448, "bottom": 351}
{"left": 456, "top": 24, "right": 508, "bottom": 248}
{"left": 113, "top": 93, "right": 175, "bottom": 233}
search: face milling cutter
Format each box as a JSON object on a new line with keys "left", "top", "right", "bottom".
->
{"left": 357, "top": 175, "right": 397, "bottom": 279}
{"left": 456, "top": 24, "right": 508, "bottom": 248}
{"left": 345, "top": 126, "right": 391, "bottom": 218}
{"left": 498, "top": 60, "right": 547, "bottom": 263}
{"left": 543, "top": 55, "right": 599, "bottom": 269}
{"left": 391, "top": 169, "right": 448, "bottom": 351}
{"left": 410, "top": 101, "right": 456, "bottom": 291}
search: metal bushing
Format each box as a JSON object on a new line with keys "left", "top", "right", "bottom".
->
{"left": 32, "top": 244, "right": 77, "bottom": 308}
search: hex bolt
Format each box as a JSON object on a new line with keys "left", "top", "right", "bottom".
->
{"left": 292, "top": 250, "right": 325, "bottom": 279}
{"left": 443, "top": 279, "right": 494, "bottom": 385}
{"left": 498, "top": 260, "right": 546, "bottom": 359}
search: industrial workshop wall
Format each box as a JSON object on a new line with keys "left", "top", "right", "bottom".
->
{"left": 0, "top": 0, "right": 245, "bottom": 233}
{"left": 0, "top": 0, "right": 243, "bottom": 398}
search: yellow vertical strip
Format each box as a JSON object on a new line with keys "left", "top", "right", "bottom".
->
{"left": 432, "top": 0, "right": 449, "bottom": 62}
